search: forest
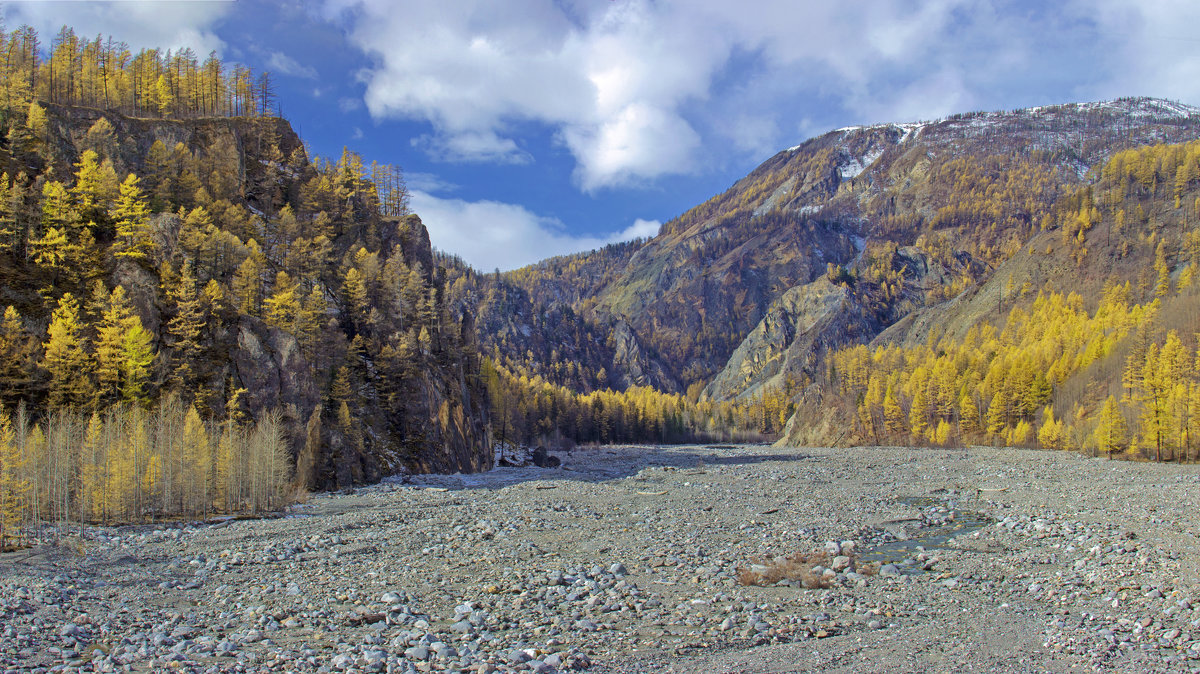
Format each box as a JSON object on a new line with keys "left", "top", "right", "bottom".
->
{"left": 827, "top": 139, "right": 1200, "bottom": 460}
{"left": 0, "top": 24, "right": 485, "bottom": 548}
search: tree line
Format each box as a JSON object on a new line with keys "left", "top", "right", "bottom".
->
{"left": 0, "top": 399, "right": 289, "bottom": 549}
{"left": 481, "top": 356, "right": 794, "bottom": 448}
{"left": 1, "top": 24, "right": 278, "bottom": 118}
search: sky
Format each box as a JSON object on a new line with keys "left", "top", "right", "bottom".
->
{"left": 6, "top": 0, "right": 1200, "bottom": 271}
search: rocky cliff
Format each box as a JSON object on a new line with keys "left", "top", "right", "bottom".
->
{"left": 1, "top": 104, "right": 492, "bottom": 485}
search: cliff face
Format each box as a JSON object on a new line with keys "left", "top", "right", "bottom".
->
{"left": 4, "top": 105, "right": 491, "bottom": 485}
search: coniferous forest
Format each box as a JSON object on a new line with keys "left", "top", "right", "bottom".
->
{"left": 0, "top": 24, "right": 487, "bottom": 544}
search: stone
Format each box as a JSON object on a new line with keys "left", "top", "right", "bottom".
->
{"left": 531, "top": 446, "right": 561, "bottom": 468}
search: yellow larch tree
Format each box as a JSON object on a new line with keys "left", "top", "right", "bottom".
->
{"left": 43, "top": 293, "right": 94, "bottom": 409}
{"left": 0, "top": 407, "right": 28, "bottom": 549}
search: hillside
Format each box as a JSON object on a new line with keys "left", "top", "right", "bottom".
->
{"left": 453, "top": 97, "right": 1200, "bottom": 456}
{"left": 0, "top": 35, "right": 492, "bottom": 506}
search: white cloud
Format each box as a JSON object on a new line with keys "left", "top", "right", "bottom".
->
{"left": 261, "top": 50, "right": 318, "bottom": 80}
{"left": 410, "top": 190, "right": 656, "bottom": 271}
{"left": 320, "top": 0, "right": 987, "bottom": 190}
{"left": 412, "top": 131, "right": 531, "bottom": 165}
{"left": 616, "top": 218, "right": 661, "bottom": 241}
{"left": 1079, "top": 1, "right": 1200, "bottom": 105}
{"left": 3, "top": 1, "right": 230, "bottom": 55}
{"left": 325, "top": 0, "right": 1200, "bottom": 193}
{"left": 405, "top": 172, "right": 459, "bottom": 195}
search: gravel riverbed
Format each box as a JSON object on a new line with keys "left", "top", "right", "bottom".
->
{"left": 2, "top": 444, "right": 1199, "bottom": 673}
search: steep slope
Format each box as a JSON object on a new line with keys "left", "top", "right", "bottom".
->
{"left": 486, "top": 98, "right": 1200, "bottom": 410}
{"left": 442, "top": 241, "right": 676, "bottom": 394}
{"left": 782, "top": 135, "right": 1200, "bottom": 453}
{"left": 0, "top": 103, "right": 491, "bottom": 485}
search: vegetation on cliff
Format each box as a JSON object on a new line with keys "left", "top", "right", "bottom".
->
{"left": 0, "top": 25, "right": 489, "bottom": 541}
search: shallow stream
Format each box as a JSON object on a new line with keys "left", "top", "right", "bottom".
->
{"left": 860, "top": 496, "right": 992, "bottom": 567}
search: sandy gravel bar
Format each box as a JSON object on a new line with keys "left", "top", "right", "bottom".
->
{"left": 1, "top": 444, "right": 1199, "bottom": 673}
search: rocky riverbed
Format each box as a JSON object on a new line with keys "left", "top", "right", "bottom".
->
{"left": 2, "top": 444, "right": 1199, "bottom": 673}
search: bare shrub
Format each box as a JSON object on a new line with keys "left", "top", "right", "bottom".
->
{"left": 737, "top": 549, "right": 879, "bottom": 588}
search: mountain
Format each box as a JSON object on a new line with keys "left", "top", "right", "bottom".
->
{"left": 468, "top": 96, "right": 1200, "bottom": 390}
{"left": 0, "top": 102, "right": 491, "bottom": 487}
{"left": 458, "top": 97, "right": 1200, "bottom": 453}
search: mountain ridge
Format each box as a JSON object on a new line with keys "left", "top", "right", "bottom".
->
{"left": 466, "top": 97, "right": 1200, "bottom": 414}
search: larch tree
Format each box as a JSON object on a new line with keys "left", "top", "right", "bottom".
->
{"left": 0, "top": 407, "right": 28, "bottom": 550}
{"left": 165, "top": 263, "right": 205, "bottom": 395}
{"left": 42, "top": 293, "right": 94, "bottom": 409}
{"left": 1095, "top": 395, "right": 1128, "bottom": 460}
{"left": 110, "top": 174, "right": 153, "bottom": 260}
{"left": 0, "top": 307, "right": 37, "bottom": 407}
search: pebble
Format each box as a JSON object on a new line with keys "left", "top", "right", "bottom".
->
{"left": 2, "top": 445, "right": 1196, "bottom": 674}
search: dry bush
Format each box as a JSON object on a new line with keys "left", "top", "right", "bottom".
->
{"left": 738, "top": 549, "right": 879, "bottom": 588}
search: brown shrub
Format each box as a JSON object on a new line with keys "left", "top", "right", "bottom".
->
{"left": 737, "top": 549, "right": 878, "bottom": 587}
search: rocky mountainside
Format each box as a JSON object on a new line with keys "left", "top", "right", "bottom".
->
{"left": 471, "top": 98, "right": 1200, "bottom": 411}
{"left": 0, "top": 103, "right": 491, "bottom": 485}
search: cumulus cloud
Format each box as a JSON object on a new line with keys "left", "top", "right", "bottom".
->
{"left": 3, "top": 1, "right": 230, "bottom": 55}
{"left": 326, "top": 0, "right": 1200, "bottom": 192}
{"left": 319, "top": 0, "right": 1027, "bottom": 190}
{"left": 409, "top": 191, "right": 658, "bottom": 271}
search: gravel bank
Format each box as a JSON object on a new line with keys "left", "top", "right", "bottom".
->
{"left": 2, "top": 444, "right": 1198, "bottom": 673}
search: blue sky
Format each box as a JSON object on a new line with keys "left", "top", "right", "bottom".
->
{"left": 7, "top": 0, "right": 1200, "bottom": 270}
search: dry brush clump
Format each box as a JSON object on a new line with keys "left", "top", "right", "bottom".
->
{"left": 737, "top": 547, "right": 879, "bottom": 588}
